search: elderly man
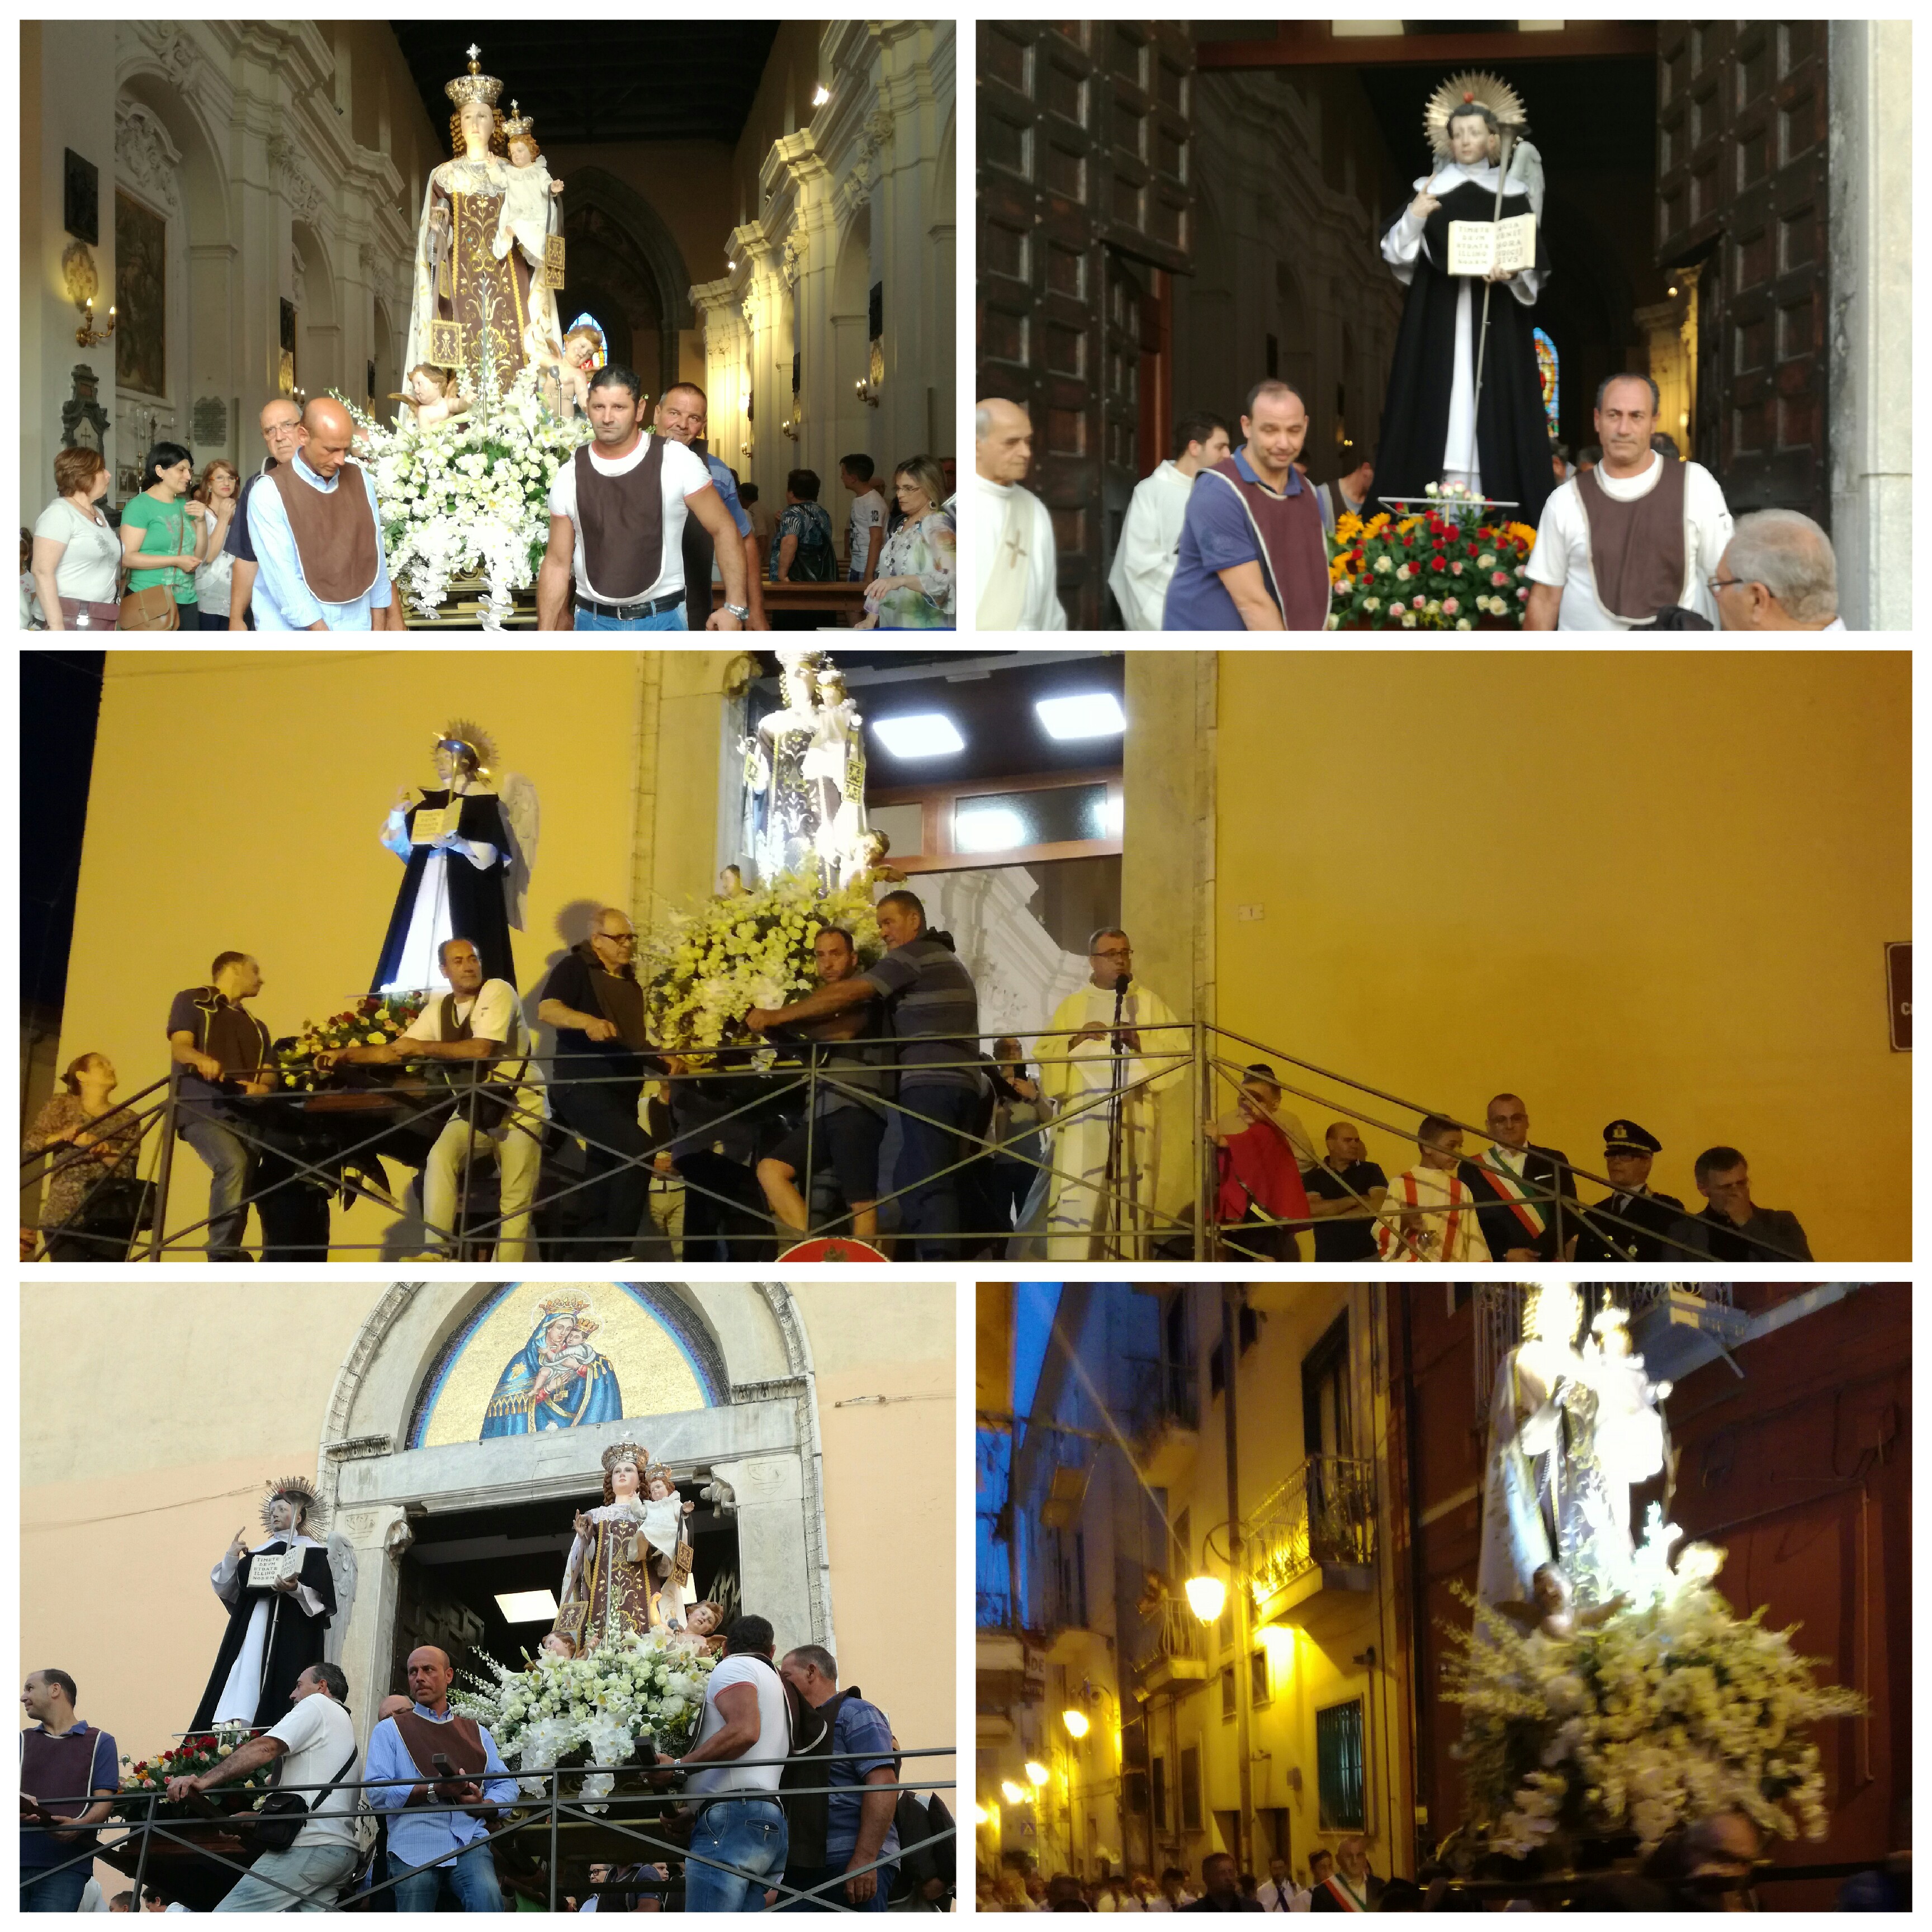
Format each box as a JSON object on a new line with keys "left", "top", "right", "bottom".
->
{"left": 538, "top": 906, "right": 659, "bottom": 1259}
{"left": 1523, "top": 374, "right": 1733, "bottom": 629}
{"left": 1712, "top": 508, "right": 1847, "bottom": 629}
{"left": 973, "top": 397, "right": 1067, "bottom": 628}
{"left": 1692, "top": 1145, "right": 1812, "bottom": 1261}
{"left": 1460, "top": 1092, "right": 1577, "bottom": 1262}
{"left": 655, "top": 381, "right": 769, "bottom": 631}
{"left": 225, "top": 399, "right": 310, "bottom": 630}
{"left": 1309, "top": 1838, "right": 1380, "bottom": 1912}
{"left": 1376, "top": 1115, "right": 1487, "bottom": 1262}
{"left": 747, "top": 890, "right": 981, "bottom": 1259}
{"left": 778, "top": 1645, "right": 901, "bottom": 1910}
{"left": 20, "top": 1670, "right": 119, "bottom": 1914}
{"left": 319, "top": 936, "right": 543, "bottom": 1262}
{"left": 1039, "top": 929, "right": 1188, "bottom": 1260}
{"left": 1107, "top": 411, "right": 1231, "bottom": 629}
{"left": 247, "top": 397, "right": 396, "bottom": 630}
{"left": 167, "top": 1663, "right": 362, "bottom": 1914}
{"left": 537, "top": 364, "right": 748, "bottom": 631}
{"left": 1164, "top": 381, "right": 1330, "bottom": 631}
{"left": 366, "top": 1647, "right": 520, "bottom": 1911}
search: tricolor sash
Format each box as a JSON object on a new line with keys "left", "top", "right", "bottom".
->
{"left": 1474, "top": 1147, "right": 1547, "bottom": 1240}
{"left": 1317, "top": 1875, "right": 1371, "bottom": 1911}
{"left": 1378, "top": 1170, "right": 1464, "bottom": 1261}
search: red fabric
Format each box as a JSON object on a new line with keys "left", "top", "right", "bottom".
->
{"left": 1215, "top": 1119, "right": 1311, "bottom": 1226}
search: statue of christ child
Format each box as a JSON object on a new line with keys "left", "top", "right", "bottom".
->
{"left": 494, "top": 112, "right": 564, "bottom": 274}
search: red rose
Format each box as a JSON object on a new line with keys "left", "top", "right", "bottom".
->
{"left": 1467, "top": 541, "right": 1480, "bottom": 556}
{"left": 1351, "top": 548, "right": 1364, "bottom": 565}
{"left": 1431, "top": 552, "right": 1447, "bottom": 569}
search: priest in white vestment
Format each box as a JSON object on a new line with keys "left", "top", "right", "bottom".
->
{"left": 1037, "top": 930, "right": 1188, "bottom": 1259}
{"left": 974, "top": 397, "right": 1068, "bottom": 629}
{"left": 1106, "top": 413, "right": 1231, "bottom": 628}
{"left": 1375, "top": 1116, "right": 1488, "bottom": 1262}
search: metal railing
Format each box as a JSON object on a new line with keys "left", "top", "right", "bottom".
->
{"left": 1248, "top": 1454, "right": 1379, "bottom": 1600}
{"left": 20, "top": 1019, "right": 1815, "bottom": 1263}
{"left": 20, "top": 1746, "right": 955, "bottom": 1913}
{"left": 1131, "top": 1596, "right": 1208, "bottom": 1688}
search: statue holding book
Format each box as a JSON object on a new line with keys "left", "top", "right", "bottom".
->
{"left": 1375, "top": 72, "right": 1556, "bottom": 529}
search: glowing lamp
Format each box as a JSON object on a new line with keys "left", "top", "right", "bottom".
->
{"left": 1183, "top": 1574, "right": 1226, "bottom": 1624}
{"left": 1061, "top": 1708, "right": 1090, "bottom": 1739}
{"left": 973, "top": 1803, "right": 991, "bottom": 1826}
{"left": 1025, "top": 1760, "right": 1049, "bottom": 1786}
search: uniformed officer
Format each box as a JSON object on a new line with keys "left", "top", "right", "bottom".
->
{"left": 1570, "top": 1119, "right": 1704, "bottom": 1262}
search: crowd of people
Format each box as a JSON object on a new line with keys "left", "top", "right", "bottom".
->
{"left": 970, "top": 381, "right": 1853, "bottom": 633}
{"left": 28, "top": 908, "right": 1810, "bottom": 1265}
{"left": 978, "top": 1844, "right": 1379, "bottom": 1912}
{"left": 20, "top": 1620, "right": 953, "bottom": 1912}
{"left": 23, "top": 381, "right": 954, "bottom": 633}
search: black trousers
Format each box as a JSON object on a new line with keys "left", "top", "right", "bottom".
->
{"left": 555, "top": 1081, "right": 650, "bottom": 1259}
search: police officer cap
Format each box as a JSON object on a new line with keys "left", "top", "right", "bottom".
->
{"left": 1602, "top": 1118, "right": 1662, "bottom": 1156}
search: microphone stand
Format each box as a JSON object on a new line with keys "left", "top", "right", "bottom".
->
{"left": 1093, "top": 973, "right": 1133, "bottom": 1260}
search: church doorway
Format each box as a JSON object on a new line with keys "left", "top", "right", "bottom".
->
{"left": 388, "top": 1480, "right": 741, "bottom": 1688}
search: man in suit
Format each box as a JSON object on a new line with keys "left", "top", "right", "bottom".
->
{"left": 1570, "top": 1119, "right": 1704, "bottom": 1262}
{"left": 1692, "top": 1145, "right": 1812, "bottom": 1261}
{"left": 1460, "top": 1092, "right": 1576, "bottom": 1261}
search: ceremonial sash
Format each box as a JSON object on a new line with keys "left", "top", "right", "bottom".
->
{"left": 1380, "top": 1171, "right": 1463, "bottom": 1261}
{"left": 1318, "top": 1876, "right": 1370, "bottom": 1911}
{"left": 1475, "top": 1148, "right": 1547, "bottom": 1240}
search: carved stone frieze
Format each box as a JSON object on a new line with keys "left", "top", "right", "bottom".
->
{"left": 115, "top": 102, "right": 182, "bottom": 215}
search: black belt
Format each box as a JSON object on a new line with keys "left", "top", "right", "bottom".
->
{"left": 579, "top": 590, "right": 685, "bottom": 622}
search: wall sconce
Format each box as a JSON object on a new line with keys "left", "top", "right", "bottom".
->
{"left": 854, "top": 375, "right": 880, "bottom": 409}
{"left": 781, "top": 414, "right": 802, "bottom": 441}
{"left": 63, "top": 241, "right": 116, "bottom": 348}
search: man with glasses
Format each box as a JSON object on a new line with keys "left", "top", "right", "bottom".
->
{"left": 537, "top": 907, "right": 660, "bottom": 1257}
{"left": 1710, "top": 507, "right": 1848, "bottom": 629}
{"left": 1522, "top": 372, "right": 1732, "bottom": 630}
{"left": 225, "top": 400, "right": 309, "bottom": 631}
{"left": 1036, "top": 929, "right": 1188, "bottom": 1259}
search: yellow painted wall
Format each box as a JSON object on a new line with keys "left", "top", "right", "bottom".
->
{"left": 1213, "top": 651, "right": 1911, "bottom": 1263}
{"left": 57, "top": 649, "right": 736, "bottom": 1258}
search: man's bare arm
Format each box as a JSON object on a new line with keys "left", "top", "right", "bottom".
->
{"left": 746, "top": 976, "right": 876, "bottom": 1033}
{"left": 1216, "top": 560, "right": 1286, "bottom": 631}
{"left": 536, "top": 514, "right": 576, "bottom": 630}
{"left": 685, "top": 486, "right": 747, "bottom": 623}
{"left": 1522, "top": 581, "right": 1561, "bottom": 630}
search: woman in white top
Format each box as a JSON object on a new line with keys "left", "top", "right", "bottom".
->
{"left": 30, "top": 447, "right": 123, "bottom": 629}
{"left": 191, "top": 458, "right": 241, "bottom": 629}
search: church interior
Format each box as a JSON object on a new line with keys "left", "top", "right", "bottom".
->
{"left": 22, "top": 20, "right": 955, "bottom": 546}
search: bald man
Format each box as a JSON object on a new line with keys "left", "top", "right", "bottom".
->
{"left": 973, "top": 397, "right": 1067, "bottom": 628}
{"left": 247, "top": 396, "right": 396, "bottom": 631}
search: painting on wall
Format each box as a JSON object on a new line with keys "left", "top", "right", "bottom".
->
{"left": 114, "top": 190, "right": 167, "bottom": 397}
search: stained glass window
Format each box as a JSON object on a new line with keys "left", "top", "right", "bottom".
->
{"left": 564, "top": 312, "right": 609, "bottom": 370}
{"left": 1533, "top": 328, "right": 1559, "bottom": 435}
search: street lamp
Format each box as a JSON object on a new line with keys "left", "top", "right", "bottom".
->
{"left": 1025, "top": 1760, "right": 1050, "bottom": 1786}
{"left": 1061, "top": 1708, "right": 1090, "bottom": 1739}
{"left": 973, "top": 1803, "right": 991, "bottom": 1826}
{"left": 1000, "top": 1779, "right": 1025, "bottom": 1805}
{"left": 1183, "top": 1573, "right": 1227, "bottom": 1624}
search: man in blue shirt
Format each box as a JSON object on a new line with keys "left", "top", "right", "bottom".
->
{"left": 655, "top": 382, "right": 768, "bottom": 629}
{"left": 364, "top": 1646, "right": 520, "bottom": 1911}
{"left": 20, "top": 1670, "right": 118, "bottom": 1914}
{"left": 777, "top": 1645, "right": 899, "bottom": 1911}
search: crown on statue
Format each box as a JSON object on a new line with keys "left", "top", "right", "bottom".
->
{"left": 643, "top": 1461, "right": 676, "bottom": 1489}
{"left": 1424, "top": 70, "right": 1527, "bottom": 157}
{"left": 261, "top": 1475, "right": 326, "bottom": 1533}
{"left": 435, "top": 716, "right": 499, "bottom": 778}
{"left": 446, "top": 45, "right": 504, "bottom": 113}
{"left": 537, "top": 1290, "right": 593, "bottom": 1319}
{"left": 602, "top": 1439, "right": 651, "bottom": 1475}
{"left": 501, "top": 100, "right": 537, "bottom": 144}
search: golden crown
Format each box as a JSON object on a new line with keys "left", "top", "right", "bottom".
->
{"left": 537, "top": 1290, "right": 592, "bottom": 1318}
{"left": 602, "top": 1439, "right": 651, "bottom": 1474}
{"left": 643, "top": 1461, "right": 676, "bottom": 1488}
{"left": 501, "top": 100, "right": 537, "bottom": 144}
{"left": 446, "top": 45, "right": 504, "bottom": 113}
{"left": 1424, "top": 71, "right": 1527, "bottom": 158}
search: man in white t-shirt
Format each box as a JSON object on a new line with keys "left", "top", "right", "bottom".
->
{"left": 666, "top": 1613, "right": 790, "bottom": 1910}
{"left": 536, "top": 363, "right": 749, "bottom": 631}
{"left": 840, "top": 454, "right": 889, "bottom": 584}
{"left": 316, "top": 937, "right": 544, "bottom": 1262}
{"left": 1522, "top": 373, "right": 1732, "bottom": 629}
{"left": 164, "top": 1662, "right": 362, "bottom": 1912}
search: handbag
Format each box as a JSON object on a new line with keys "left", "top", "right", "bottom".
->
{"left": 250, "top": 1742, "right": 359, "bottom": 1852}
{"left": 118, "top": 583, "right": 180, "bottom": 631}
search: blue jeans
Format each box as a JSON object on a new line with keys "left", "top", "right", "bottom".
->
{"left": 574, "top": 603, "right": 688, "bottom": 629}
{"left": 685, "top": 1796, "right": 788, "bottom": 1912}
{"left": 779, "top": 1862, "right": 898, "bottom": 1910}
{"left": 177, "top": 1106, "right": 253, "bottom": 1258}
{"left": 388, "top": 1838, "right": 501, "bottom": 1911}
{"left": 215, "top": 1840, "right": 358, "bottom": 1911}
{"left": 21, "top": 1859, "right": 92, "bottom": 1911}
{"left": 892, "top": 1085, "right": 976, "bottom": 1260}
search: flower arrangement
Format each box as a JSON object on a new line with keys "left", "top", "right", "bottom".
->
{"left": 114, "top": 1727, "right": 271, "bottom": 1817}
{"left": 641, "top": 869, "right": 885, "bottom": 1052}
{"left": 1440, "top": 1531, "right": 1864, "bottom": 1866}
{"left": 276, "top": 991, "right": 429, "bottom": 1092}
{"left": 453, "top": 1634, "right": 717, "bottom": 1807}
{"left": 337, "top": 367, "right": 590, "bottom": 628}
{"left": 1327, "top": 492, "right": 1540, "bottom": 630}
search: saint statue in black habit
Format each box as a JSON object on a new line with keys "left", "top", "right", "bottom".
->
{"left": 1375, "top": 73, "right": 1555, "bottom": 528}
{"left": 372, "top": 718, "right": 538, "bottom": 995}
{"left": 190, "top": 1477, "right": 337, "bottom": 1732}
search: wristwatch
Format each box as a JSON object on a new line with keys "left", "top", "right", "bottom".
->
{"left": 724, "top": 603, "right": 751, "bottom": 622}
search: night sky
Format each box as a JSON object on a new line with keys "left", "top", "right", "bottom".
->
{"left": 21, "top": 650, "right": 104, "bottom": 1019}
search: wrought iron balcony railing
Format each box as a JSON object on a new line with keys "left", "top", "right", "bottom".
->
{"left": 1247, "top": 1453, "right": 1377, "bottom": 1603}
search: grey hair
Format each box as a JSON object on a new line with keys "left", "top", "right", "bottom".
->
{"left": 1595, "top": 373, "right": 1661, "bottom": 414}
{"left": 783, "top": 1642, "right": 838, "bottom": 1683}
{"left": 1725, "top": 508, "right": 1838, "bottom": 622}
{"left": 974, "top": 404, "right": 992, "bottom": 441}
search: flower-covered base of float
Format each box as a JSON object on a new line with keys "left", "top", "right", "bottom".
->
{"left": 1327, "top": 482, "right": 1539, "bottom": 631}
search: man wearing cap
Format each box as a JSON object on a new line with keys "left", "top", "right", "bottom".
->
{"left": 1459, "top": 1092, "right": 1576, "bottom": 1262}
{"left": 1570, "top": 1120, "right": 1704, "bottom": 1262}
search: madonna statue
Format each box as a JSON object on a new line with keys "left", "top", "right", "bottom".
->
{"left": 556, "top": 1441, "right": 661, "bottom": 1654}
{"left": 480, "top": 1293, "right": 624, "bottom": 1437}
{"left": 404, "top": 46, "right": 563, "bottom": 392}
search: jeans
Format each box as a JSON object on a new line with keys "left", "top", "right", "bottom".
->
{"left": 780, "top": 1862, "right": 898, "bottom": 1911}
{"left": 420, "top": 1104, "right": 543, "bottom": 1261}
{"left": 178, "top": 1106, "right": 253, "bottom": 1257}
{"left": 388, "top": 1839, "right": 501, "bottom": 1911}
{"left": 216, "top": 1839, "right": 358, "bottom": 1911}
{"left": 21, "top": 1859, "right": 92, "bottom": 1912}
{"left": 554, "top": 1080, "right": 650, "bottom": 1258}
{"left": 685, "top": 1796, "right": 788, "bottom": 1912}
{"left": 574, "top": 603, "right": 688, "bottom": 630}
{"left": 891, "top": 1085, "right": 976, "bottom": 1260}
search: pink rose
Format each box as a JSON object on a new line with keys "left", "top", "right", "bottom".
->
{"left": 1491, "top": 570, "right": 1509, "bottom": 587}
{"left": 1516, "top": 586, "right": 1529, "bottom": 600}
{"left": 1450, "top": 561, "right": 1464, "bottom": 575}
{"left": 1442, "top": 597, "right": 1459, "bottom": 615}
{"left": 1413, "top": 595, "right": 1427, "bottom": 609}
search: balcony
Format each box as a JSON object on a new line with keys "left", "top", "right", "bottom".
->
{"left": 1131, "top": 1595, "right": 1210, "bottom": 1699}
{"left": 1248, "top": 1454, "right": 1377, "bottom": 1636}
{"left": 1124, "top": 1354, "right": 1201, "bottom": 1489}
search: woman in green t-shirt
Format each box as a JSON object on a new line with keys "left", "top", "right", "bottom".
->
{"left": 117, "top": 442, "right": 210, "bottom": 627}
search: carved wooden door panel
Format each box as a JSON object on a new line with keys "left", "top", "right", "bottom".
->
{"left": 978, "top": 22, "right": 1195, "bottom": 627}
{"left": 1656, "top": 21, "right": 1830, "bottom": 524}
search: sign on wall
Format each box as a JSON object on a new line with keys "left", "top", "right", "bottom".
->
{"left": 1886, "top": 941, "right": 1910, "bottom": 1051}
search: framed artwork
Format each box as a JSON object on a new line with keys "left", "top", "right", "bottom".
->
{"left": 64, "top": 149, "right": 98, "bottom": 245}
{"left": 114, "top": 190, "right": 167, "bottom": 396}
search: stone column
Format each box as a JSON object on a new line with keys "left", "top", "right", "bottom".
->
{"left": 708, "top": 1452, "right": 818, "bottom": 1659}
{"left": 330, "top": 1501, "right": 416, "bottom": 1751}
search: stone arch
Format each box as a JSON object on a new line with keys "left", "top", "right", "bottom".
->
{"left": 372, "top": 296, "right": 401, "bottom": 413}
{"left": 830, "top": 201, "right": 873, "bottom": 468}
{"left": 557, "top": 167, "right": 696, "bottom": 404}
{"left": 290, "top": 219, "right": 340, "bottom": 399}
{"left": 312, "top": 1283, "right": 832, "bottom": 1743}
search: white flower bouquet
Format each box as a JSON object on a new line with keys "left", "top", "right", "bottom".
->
{"left": 1440, "top": 1536, "right": 1864, "bottom": 1867}
{"left": 640, "top": 869, "right": 885, "bottom": 1054}
{"left": 335, "top": 370, "right": 590, "bottom": 628}
{"left": 453, "top": 1634, "right": 717, "bottom": 1809}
